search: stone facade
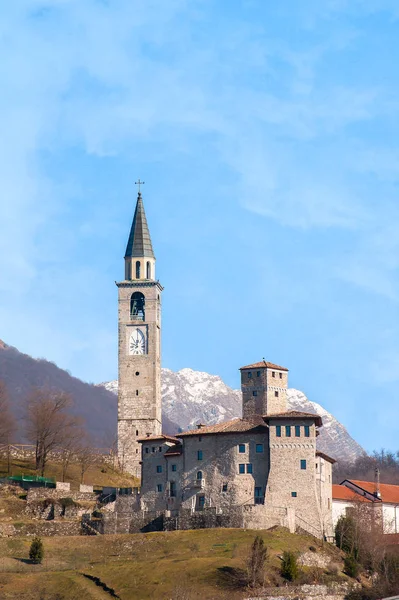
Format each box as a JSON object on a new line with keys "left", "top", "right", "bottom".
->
{"left": 241, "top": 362, "right": 288, "bottom": 418}
{"left": 135, "top": 363, "right": 335, "bottom": 539}
{"left": 117, "top": 193, "right": 163, "bottom": 477}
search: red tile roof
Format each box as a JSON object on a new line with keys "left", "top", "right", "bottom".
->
{"left": 344, "top": 480, "right": 399, "bottom": 505}
{"left": 332, "top": 484, "right": 373, "bottom": 503}
{"left": 264, "top": 411, "right": 323, "bottom": 427}
{"left": 177, "top": 416, "right": 267, "bottom": 438}
{"left": 138, "top": 434, "right": 180, "bottom": 443}
{"left": 239, "top": 360, "right": 288, "bottom": 371}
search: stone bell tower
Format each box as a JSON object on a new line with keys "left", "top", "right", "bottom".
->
{"left": 116, "top": 187, "right": 163, "bottom": 476}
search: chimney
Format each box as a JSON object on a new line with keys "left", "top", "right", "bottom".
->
{"left": 374, "top": 468, "right": 381, "bottom": 499}
{"left": 197, "top": 423, "right": 205, "bottom": 430}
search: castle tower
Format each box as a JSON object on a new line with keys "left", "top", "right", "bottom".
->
{"left": 116, "top": 190, "right": 163, "bottom": 476}
{"left": 240, "top": 360, "right": 288, "bottom": 418}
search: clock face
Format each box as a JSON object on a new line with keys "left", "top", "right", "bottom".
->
{"left": 129, "top": 328, "right": 146, "bottom": 355}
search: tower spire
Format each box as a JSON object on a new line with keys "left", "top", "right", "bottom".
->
{"left": 125, "top": 191, "right": 155, "bottom": 260}
{"left": 124, "top": 189, "right": 155, "bottom": 281}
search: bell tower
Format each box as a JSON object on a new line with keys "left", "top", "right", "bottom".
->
{"left": 116, "top": 186, "right": 163, "bottom": 476}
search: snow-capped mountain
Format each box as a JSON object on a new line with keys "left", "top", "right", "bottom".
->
{"left": 100, "top": 367, "right": 365, "bottom": 463}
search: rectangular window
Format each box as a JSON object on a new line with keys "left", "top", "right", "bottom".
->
{"left": 156, "top": 465, "right": 162, "bottom": 473}
{"left": 304, "top": 425, "right": 310, "bottom": 437}
{"left": 159, "top": 446, "right": 162, "bottom": 452}
{"left": 253, "top": 390, "right": 258, "bottom": 397}
{"left": 274, "top": 391, "right": 279, "bottom": 397}
{"left": 239, "top": 464, "right": 245, "bottom": 474}
{"left": 276, "top": 425, "right": 281, "bottom": 437}
{"left": 198, "top": 436, "right": 202, "bottom": 442}
{"left": 279, "top": 372, "right": 282, "bottom": 379}
{"left": 171, "top": 464, "right": 177, "bottom": 472}
{"left": 291, "top": 491, "right": 297, "bottom": 498}
{"left": 295, "top": 425, "right": 300, "bottom": 437}
{"left": 248, "top": 372, "right": 252, "bottom": 379}
{"left": 198, "top": 495, "right": 205, "bottom": 509}
{"left": 246, "top": 463, "right": 253, "bottom": 474}
{"left": 285, "top": 425, "right": 291, "bottom": 437}
{"left": 145, "top": 447, "right": 149, "bottom": 454}
{"left": 238, "top": 443, "right": 246, "bottom": 453}
{"left": 152, "top": 447, "right": 155, "bottom": 453}
{"left": 170, "top": 481, "right": 176, "bottom": 497}
{"left": 256, "top": 371, "right": 261, "bottom": 377}
{"left": 255, "top": 486, "right": 262, "bottom": 497}
{"left": 197, "top": 450, "right": 203, "bottom": 461}
{"left": 272, "top": 371, "right": 275, "bottom": 377}
{"left": 300, "top": 459, "right": 307, "bottom": 470}
{"left": 256, "top": 444, "right": 264, "bottom": 453}
{"left": 222, "top": 483, "right": 228, "bottom": 492}
{"left": 157, "top": 484, "right": 163, "bottom": 492}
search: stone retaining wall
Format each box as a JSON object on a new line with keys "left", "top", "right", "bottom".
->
{"left": 0, "top": 521, "right": 82, "bottom": 537}
{"left": 245, "top": 583, "right": 354, "bottom": 600}
{"left": 93, "top": 499, "right": 297, "bottom": 535}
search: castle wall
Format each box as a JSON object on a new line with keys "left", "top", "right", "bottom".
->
{"left": 266, "top": 418, "right": 322, "bottom": 537}
{"left": 316, "top": 456, "right": 334, "bottom": 539}
{"left": 241, "top": 366, "right": 287, "bottom": 418}
{"left": 179, "top": 431, "right": 270, "bottom": 512}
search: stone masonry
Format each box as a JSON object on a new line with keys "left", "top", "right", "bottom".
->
{"left": 117, "top": 192, "right": 163, "bottom": 477}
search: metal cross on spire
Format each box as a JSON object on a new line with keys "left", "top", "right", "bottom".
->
{"left": 135, "top": 179, "right": 145, "bottom": 193}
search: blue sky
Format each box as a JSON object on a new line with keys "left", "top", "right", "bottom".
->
{"left": 1, "top": 0, "right": 399, "bottom": 452}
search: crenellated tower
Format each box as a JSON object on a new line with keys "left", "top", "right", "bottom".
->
{"left": 116, "top": 190, "right": 163, "bottom": 476}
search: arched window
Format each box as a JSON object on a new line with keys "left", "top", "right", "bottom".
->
{"left": 130, "top": 292, "right": 145, "bottom": 320}
{"left": 136, "top": 261, "right": 141, "bottom": 279}
{"left": 196, "top": 470, "right": 203, "bottom": 480}
{"left": 146, "top": 261, "right": 151, "bottom": 279}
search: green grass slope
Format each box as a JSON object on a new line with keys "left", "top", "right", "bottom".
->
{"left": 0, "top": 528, "right": 345, "bottom": 600}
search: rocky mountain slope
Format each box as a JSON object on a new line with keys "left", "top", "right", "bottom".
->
{"left": 102, "top": 368, "right": 365, "bottom": 463}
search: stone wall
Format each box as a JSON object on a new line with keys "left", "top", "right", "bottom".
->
{"left": 98, "top": 498, "right": 297, "bottom": 535}
{"left": 0, "top": 521, "right": 82, "bottom": 537}
{"left": 25, "top": 488, "right": 97, "bottom": 520}
{"left": 244, "top": 583, "right": 354, "bottom": 600}
{"left": 117, "top": 279, "right": 163, "bottom": 476}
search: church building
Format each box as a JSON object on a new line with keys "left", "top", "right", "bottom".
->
{"left": 115, "top": 191, "right": 334, "bottom": 539}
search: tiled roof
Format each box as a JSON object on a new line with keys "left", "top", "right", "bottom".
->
{"left": 138, "top": 434, "right": 179, "bottom": 443}
{"left": 316, "top": 451, "right": 336, "bottom": 464}
{"left": 343, "top": 480, "right": 399, "bottom": 505}
{"left": 240, "top": 360, "right": 288, "bottom": 371}
{"left": 177, "top": 416, "right": 267, "bottom": 438}
{"left": 332, "top": 484, "right": 373, "bottom": 503}
{"left": 164, "top": 444, "right": 182, "bottom": 457}
{"left": 264, "top": 411, "right": 323, "bottom": 427}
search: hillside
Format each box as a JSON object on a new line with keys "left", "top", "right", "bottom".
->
{"left": 0, "top": 527, "right": 346, "bottom": 599}
{"left": 0, "top": 340, "right": 117, "bottom": 445}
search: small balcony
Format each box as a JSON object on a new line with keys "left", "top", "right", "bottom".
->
{"left": 193, "top": 478, "right": 205, "bottom": 489}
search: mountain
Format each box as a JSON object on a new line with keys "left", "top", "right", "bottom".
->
{"left": 0, "top": 339, "right": 364, "bottom": 462}
{"left": 101, "top": 368, "right": 365, "bottom": 463}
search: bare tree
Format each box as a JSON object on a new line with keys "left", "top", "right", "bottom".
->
{"left": 59, "top": 428, "right": 83, "bottom": 482}
{"left": 0, "top": 381, "right": 16, "bottom": 474}
{"left": 75, "top": 437, "right": 98, "bottom": 484}
{"left": 24, "top": 388, "right": 81, "bottom": 475}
